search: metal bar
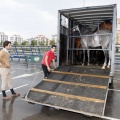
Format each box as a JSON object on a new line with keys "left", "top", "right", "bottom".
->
{"left": 68, "top": 49, "right": 110, "bottom": 51}
{"left": 70, "top": 12, "right": 113, "bottom": 17}
{"left": 76, "top": 18, "right": 112, "bottom": 22}
{"left": 37, "top": 46, "right": 40, "bottom": 55}
{"left": 98, "top": 20, "right": 100, "bottom": 30}
{"left": 69, "top": 33, "right": 112, "bottom": 37}
{"left": 72, "top": 20, "right": 74, "bottom": 64}
{"left": 74, "top": 16, "right": 112, "bottom": 20}
{"left": 59, "top": 6, "right": 114, "bottom": 13}
{"left": 68, "top": 10, "right": 113, "bottom": 16}
{"left": 71, "top": 15, "right": 113, "bottom": 19}
{"left": 66, "top": 17, "right": 69, "bottom": 65}
{"left": 57, "top": 12, "right": 61, "bottom": 66}
{"left": 110, "top": 5, "right": 117, "bottom": 77}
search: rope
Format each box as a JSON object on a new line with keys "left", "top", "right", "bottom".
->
{"left": 24, "top": 64, "right": 42, "bottom": 100}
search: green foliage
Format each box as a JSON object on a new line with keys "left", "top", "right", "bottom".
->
{"left": 21, "top": 41, "right": 28, "bottom": 46}
{"left": 46, "top": 39, "right": 48, "bottom": 46}
{"left": 31, "top": 40, "right": 37, "bottom": 46}
{"left": 13, "top": 41, "right": 18, "bottom": 46}
{"left": 38, "top": 38, "right": 45, "bottom": 46}
{"left": 50, "top": 39, "right": 56, "bottom": 45}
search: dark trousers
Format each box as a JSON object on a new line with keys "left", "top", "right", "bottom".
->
{"left": 42, "top": 64, "right": 50, "bottom": 78}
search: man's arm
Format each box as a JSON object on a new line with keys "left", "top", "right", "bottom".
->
{"left": 52, "top": 59, "right": 57, "bottom": 69}
{"left": 0, "top": 51, "right": 10, "bottom": 68}
{"left": 45, "top": 55, "right": 51, "bottom": 72}
{"left": 0, "top": 51, "right": 4, "bottom": 63}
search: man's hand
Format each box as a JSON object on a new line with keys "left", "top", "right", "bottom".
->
{"left": 4, "top": 62, "right": 10, "bottom": 68}
{"left": 6, "top": 65, "right": 10, "bottom": 68}
{"left": 47, "top": 67, "right": 51, "bottom": 72}
{"left": 52, "top": 59, "right": 57, "bottom": 69}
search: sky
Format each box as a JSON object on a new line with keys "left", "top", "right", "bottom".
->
{"left": 0, "top": 0, "right": 120, "bottom": 40}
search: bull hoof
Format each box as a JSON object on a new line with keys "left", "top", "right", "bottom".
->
{"left": 82, "top": 63, "right": 84, "bottom": 66}
{"left": 101, "top": 67, "right": 105, "bottom": 69}
{"left": 107, "top": 66, "right": 110, "bottom": 69}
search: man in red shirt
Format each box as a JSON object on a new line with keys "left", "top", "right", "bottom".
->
{"left": 41, "top": 45, "right": 57, "bottom": 78}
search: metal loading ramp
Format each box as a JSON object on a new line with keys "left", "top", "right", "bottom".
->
{"left": 25, "top": 66, "right": 110, "bottom": 117}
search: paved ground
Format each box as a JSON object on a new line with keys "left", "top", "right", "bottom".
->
{"left": 0, "top": 62, "right": 120, "bottom": 120}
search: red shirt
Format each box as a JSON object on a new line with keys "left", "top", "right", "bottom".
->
{"left": 41, "top": 50, "right": 55, "bottom": 66}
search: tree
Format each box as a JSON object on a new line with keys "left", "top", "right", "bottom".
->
{"left": 39, "top": 38, "right": 45, "bottom": 46}
{"left": 21, "top": 41, "right": 27, "bottom": 46}
{"left": 50, "top": 39, "right": 56, "bottom": 45}
{"left": 37, "top": 41, "right": 40, "bottom": 46}
{"left": 31, "top": 40, "right": 37, "bottom": 46}
{"left": 13, "top": 41, "right": 18, "bottom": 46}
{"left": 46, "top": 39, "right": 48, "bottom": 46}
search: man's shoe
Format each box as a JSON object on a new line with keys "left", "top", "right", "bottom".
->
{"left": 2, "top": 96, "right": 11, "bottom": 100}
{"left": 11, "top": 93, "right": 20, "bottom": 97}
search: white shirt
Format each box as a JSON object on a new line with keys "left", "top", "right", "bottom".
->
{"left": 3, "top": 48, "right": 8, "bottom": 53}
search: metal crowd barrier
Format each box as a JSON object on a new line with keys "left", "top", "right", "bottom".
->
{"left": 115, "top": 45, "right": 120, "bottom": 64}
{"left": 0, "top": 46, "right": 51, "bottom": 64}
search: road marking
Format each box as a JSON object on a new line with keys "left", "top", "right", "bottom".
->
{"left": 11, "top": 67, "right": 40, "bottom": 70}
{"left": 11, "top": 71, "right": 16, "bottom": 73}
{"left": 12, "top": 71, "right": 43, "bottom": 79}
{"left": 0, "top": 84, "right": 29, "bottom": 94}
{"left": 114, "top": 70, "right": 120, "bottom": 72}
{"left": 109, "top": 89, "right": 120, "bottom": 91}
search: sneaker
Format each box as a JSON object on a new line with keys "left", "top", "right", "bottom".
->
{"left": 2, "top": 96, "right": 11, "bottom": 100}
{"left": 11, "top": 93, "right": 20, "bottom": 97}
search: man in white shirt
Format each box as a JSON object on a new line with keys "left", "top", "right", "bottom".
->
{"left": 0, "top": 41, "right": 20, "bottom": 100}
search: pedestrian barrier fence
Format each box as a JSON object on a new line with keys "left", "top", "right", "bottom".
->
{"left": 0, "top": 46, "right": 51, "bottom": 64}
{"left": 115, "top": 45, "right": 120, "bottom": 64}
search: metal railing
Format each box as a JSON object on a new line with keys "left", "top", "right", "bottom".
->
{"left": 0, "top": 46, "right": 51, "bottom": 62}
{"left": 115, "top": 46, "right": 120, "bottom": 64}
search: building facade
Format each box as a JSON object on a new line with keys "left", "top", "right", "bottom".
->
{"left": 51, "top": 34, "right": 57, "bottom": 43}
{"left": 35, "top": 35, "right": 49, "bottom": 46}
{"left": 26, "top": 35, "right": 50, "bottom": 46}
{"left": 117, "top": 18, "right": 120, "bottom": 44}
{"left": 0, "top": 32, "right": 8, "bottom": 44}
{"left": 10, "top": 34, "right": 23, "bottom": 44}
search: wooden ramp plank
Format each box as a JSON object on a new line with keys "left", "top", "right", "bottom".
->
{"left": 55, "top": 66, "right": 110, "bottom": 76}
{"left": 43, "top": 78, "right": 107, "bottom": 89}
{"left": 48, "top": 73, "right": 109, "bottom": 86}
{"left": 27, "top": 91, "right": 104, "bottom": 116}
{"left": 34, "top": 80, "right": 107, "bottom": 100}
{"left": 52, "top": 71, "right": 109, "bottom": 78}
{"left": 31, "top": 88, "right": 104, "bottom": 103}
